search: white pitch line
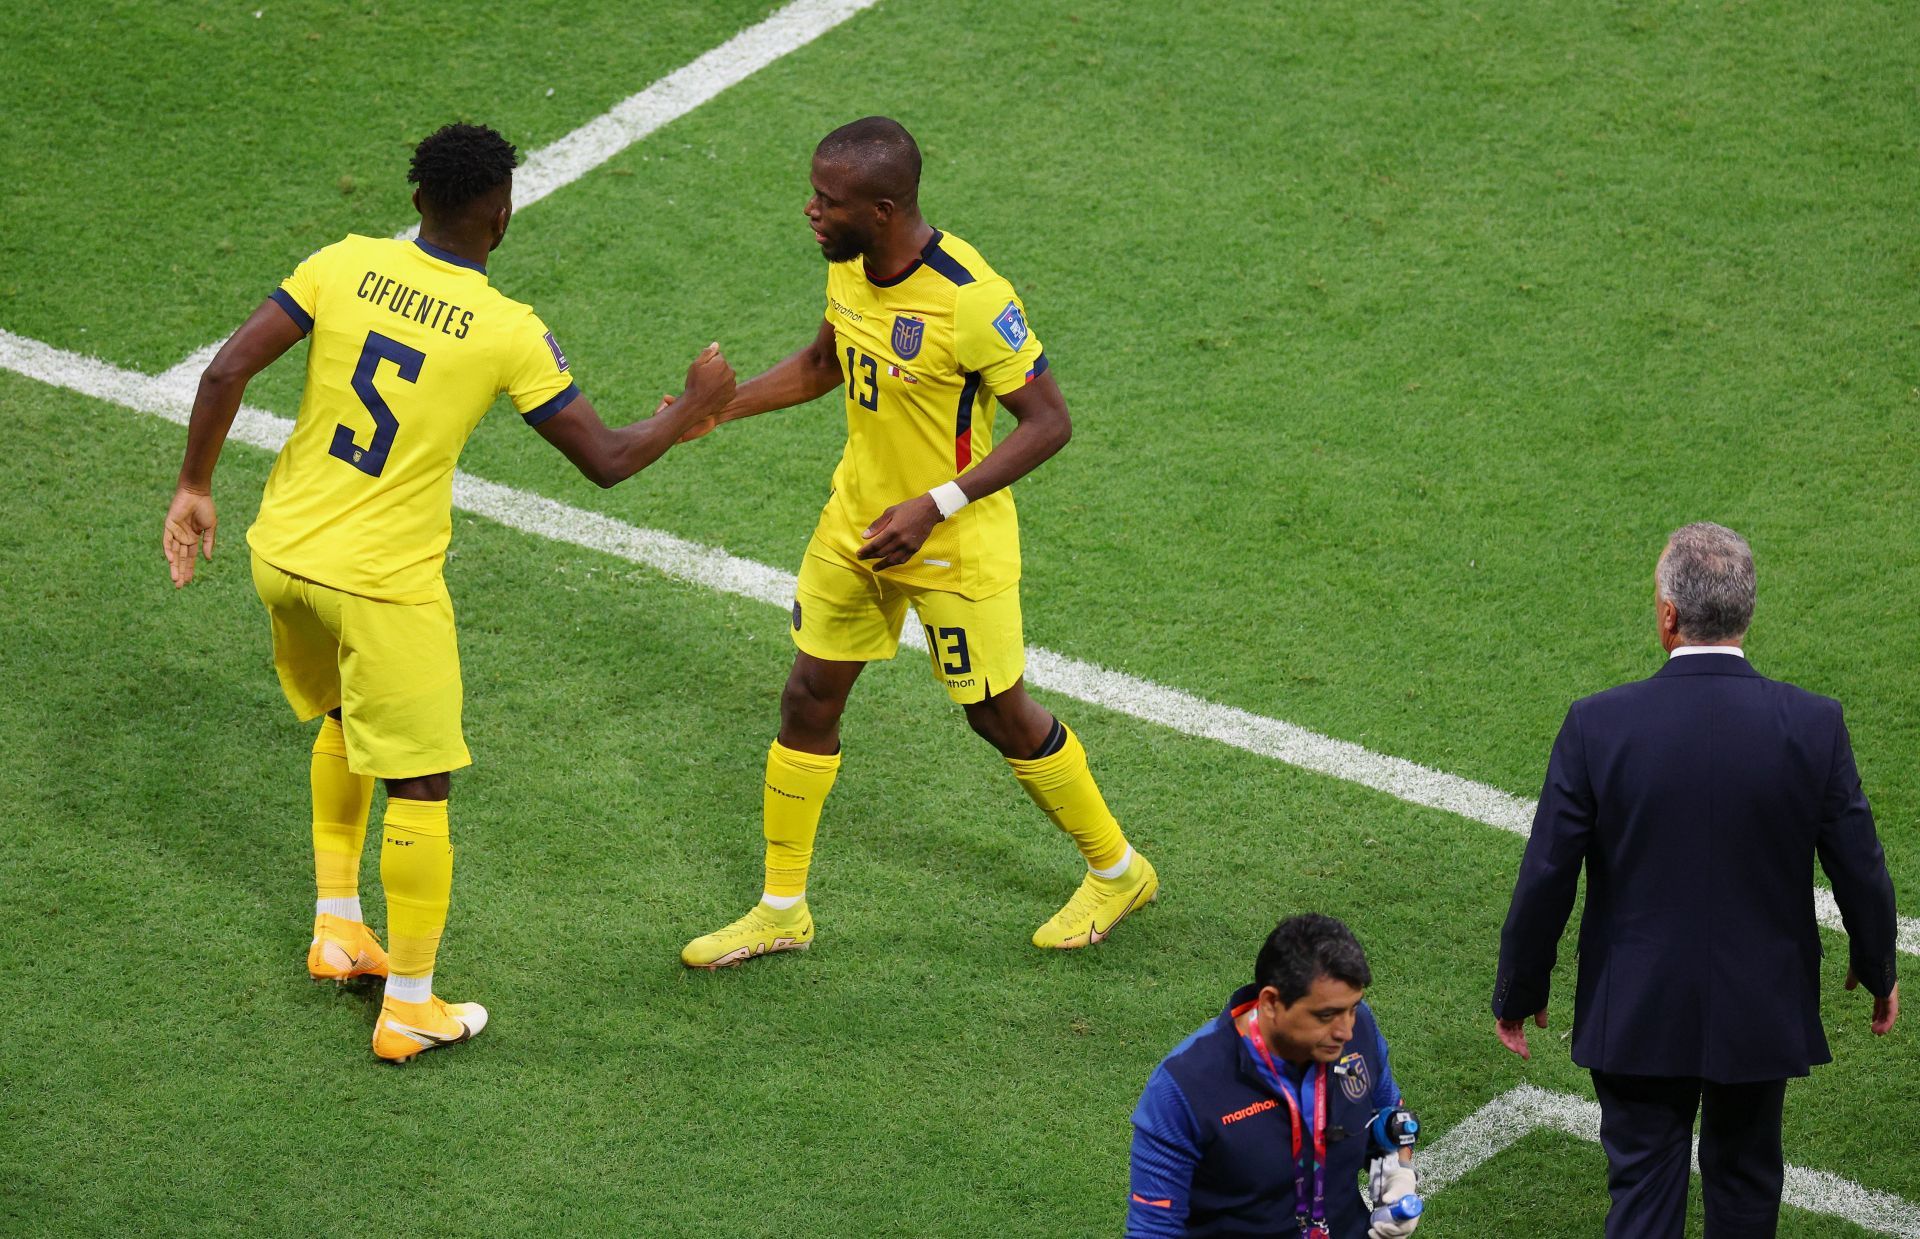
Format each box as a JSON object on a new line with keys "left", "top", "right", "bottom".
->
{"left": 153, "top": 0, "right": 882, "bottom": 393}
{"left": 1422, "top": 1084, "right": 1920, "bottom": 1236}
{"left": 5, "top": 323, "right": 1915, "bottom": 961}
{"left": 501, "top": 0, "right": 882, "bottom": 216}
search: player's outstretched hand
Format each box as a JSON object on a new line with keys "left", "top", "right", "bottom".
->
{"left": 662, "top": 392, "right": 720, "bottom": 444}
{"left": 683, "top": 342, "right": 736, "bottom": 415}
{"left": 652, "top": 391, "right": 716, "bottom": 443}
{"left": 163, "top": 485, "right": 217, "bottom": 588}
{"left": 857, "top": 494, "right": 942, "bottom": 569}
{"left": 1494, "top": 1008, "right": 1548, "bottom": 1060}
{"left": 1846, "top": 968, "right": 1899, "bottom": 1036}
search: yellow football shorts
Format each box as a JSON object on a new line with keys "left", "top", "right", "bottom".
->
{"left": 250, "top": 552, "right": 472, "bottom": 779}
{"left": 792, "top": 539, "right": 1026, "bottom": 704}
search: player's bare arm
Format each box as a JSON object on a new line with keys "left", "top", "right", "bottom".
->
{"left": 163, "top": 298, "right": 309, "bottom": 587}
{"left": 536, "top": 343, "right": 736, "bottom": 487}
{"left": 856, "top": 368, "right": 1072, "bottom": 569}
{"left": 677, "top": 318, "right": 841, "bottom": 443}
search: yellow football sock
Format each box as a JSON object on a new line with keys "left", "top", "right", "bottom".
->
{"left": 311, "top": 715, "right": 374, "bottom": 901}
{"left": 762, "top": 740, "right": 842, "bottom": 899}
{"left": 1007, "top": 724, "right": 1130, "bottom": 871}
{"left": 381, "top": 797, "right": 453, "bottom": 978}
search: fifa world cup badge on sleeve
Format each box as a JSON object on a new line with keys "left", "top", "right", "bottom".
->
{"left": 544, "top": 330, "right": 570, "bottom": 371}
{"left": 1334, "top": 1052, "right": 1371, "bottom": 1101}
{"left": 891, "top": 314, "right": 925, "bottom": 360}
{"left": 993, "top": 301, "right": 1029, "bottom": 349}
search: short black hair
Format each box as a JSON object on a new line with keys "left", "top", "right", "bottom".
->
{"left": 814, "top": 116, "right": 921, "bottom": 207}
{"left": 408, "top": 123, "right": 518, "bottom": 214}
{"left": 1255, "top": 913, "right": 1372, "bottom": 1005}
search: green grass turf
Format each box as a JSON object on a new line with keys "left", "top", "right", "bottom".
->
{"left": 0, "top": 0, "right": 777, "bottom": 368}
{"left": 2, "top": 0, "right": 1917, "bottom": 1233}
{"left": 4, "top": 373, "right": 1912, "bottom": 1235}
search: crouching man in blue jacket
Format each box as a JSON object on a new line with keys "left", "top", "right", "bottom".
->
{"left": 1128, "top": 913, "right": 1421, "bottom": 1239}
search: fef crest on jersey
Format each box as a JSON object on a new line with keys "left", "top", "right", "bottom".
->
{"left": 891, "top": 314, "right": 925, "bottom": 360}
{"left": 1334, "top": 1051, "right": 1371, "bottom": 1101}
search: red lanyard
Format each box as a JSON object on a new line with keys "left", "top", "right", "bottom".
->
{"left": 1240, "top": 1022, "right": 1329, "bottom": 1235}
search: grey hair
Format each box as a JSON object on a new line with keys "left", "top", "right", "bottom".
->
{"left": 1656, "top": 522, "right": 1755, "bottom": 642}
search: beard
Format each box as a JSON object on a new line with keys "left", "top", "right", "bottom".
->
{"left": 818, "top": 226, "right": 870, "bottom": 264}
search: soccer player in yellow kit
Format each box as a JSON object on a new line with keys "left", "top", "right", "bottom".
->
{"left": 162, "top": 123, "right": 735, "bottom": 1060}
{"left": 679, "top": 117, "right": 1157, "bottom": 967}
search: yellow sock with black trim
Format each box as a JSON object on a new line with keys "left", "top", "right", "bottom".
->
{"left": 380, "top": 797, "right": 452, "bottom": 992}
{"left": 762, "top": 740, "right": 841, "bottom": 901}
{"left": 1006, "top": 723, "right": 1131, "bottom": 872}
{"left": 311, "top": 715, "right": 374, "bottom": 920}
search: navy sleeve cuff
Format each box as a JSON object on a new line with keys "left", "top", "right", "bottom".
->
{"left": 1028, "top": 351, "right": 1049, "bottom": 380}
{"left": 522, "top": 382, "right": 580, "bottom": 427}
{"left": 269, "top": 288, "right": 314, "bottom": 334}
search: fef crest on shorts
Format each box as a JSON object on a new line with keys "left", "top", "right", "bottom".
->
{"left": 1334, "top": 1052, "right": 1371, "bottom": 1101}
{"left": 891, "top": 315, "right": 925, "bottom": 360}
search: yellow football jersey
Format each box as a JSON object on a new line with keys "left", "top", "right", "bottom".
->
{"left": 815, "top": 229, "right": 1046, "bottom": 598}
{"left": 247, "top": 235, "right": 577, "bottom": 603}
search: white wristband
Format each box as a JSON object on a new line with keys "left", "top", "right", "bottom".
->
{"left": 929, "top": 480, "right": 970, "bottom": 520}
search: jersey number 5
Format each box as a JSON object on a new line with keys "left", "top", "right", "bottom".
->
{"left": 333, "top": 331, "right": 424, "bottom": 478}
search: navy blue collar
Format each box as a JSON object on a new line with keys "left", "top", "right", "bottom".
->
{"left": 413, "top": 237, "right": 487, "bottom": 274}
{"left": 1654, "top": 651, "right": 1759, "bottom": 678}
{"left": 865, "top": 229, "right": 941, "bottom": 288}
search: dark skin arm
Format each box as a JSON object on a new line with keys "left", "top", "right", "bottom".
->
{"left": 163, "top": 299, "right": 733, "bottom": 582}
{"left": 676, "top": 318, "right": 842, "bottom": 440}
{"left": 163, "top": 298, "right": 308, "bottom": 586}
{"left": 535, "top": 343, "right": 735, "bottom": 488}
{"left": 857, "top": 367, "right": 1072, "bottom": 568}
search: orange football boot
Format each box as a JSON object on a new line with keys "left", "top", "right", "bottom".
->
{"left": 307, "top": 913, "right": 390, "bottom": 982}
{"left": 372, "top": 994, "right": 489, "bottom": 1063}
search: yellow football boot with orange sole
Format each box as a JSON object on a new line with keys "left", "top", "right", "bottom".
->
{"left": 680, "top": 901, "right": 814, "bottom": 969}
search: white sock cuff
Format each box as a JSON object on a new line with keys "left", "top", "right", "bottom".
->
{"left": 760, "top": 891, "right": 804, "bottom": 910}
{"left": 385, "top": 972, "right": 433, "bottom": 1004}
{"left": 316, "top": 896, "right": 363, "bottom": 922}
{"left": 1089, "top": 845, "right": 1134, "bottom": 880}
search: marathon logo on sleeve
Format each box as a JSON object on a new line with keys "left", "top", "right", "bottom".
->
{"left": 992, "top": 300, "right": 1029, "bottom": 350}
{"left": 544, "top": 331, "right": 570, "bottom": 372}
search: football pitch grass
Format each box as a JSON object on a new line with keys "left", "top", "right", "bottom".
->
{"left": 2, "top": 1, "right": 1917, "bottom": 1234}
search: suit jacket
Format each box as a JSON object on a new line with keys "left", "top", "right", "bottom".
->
{"left": 1493, "top": 652, "right": 1898, "bottom": 1082}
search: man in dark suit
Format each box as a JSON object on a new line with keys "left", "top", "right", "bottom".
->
{"left": 1491, "top": 521, "right": 1900, "bottom": 1237}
